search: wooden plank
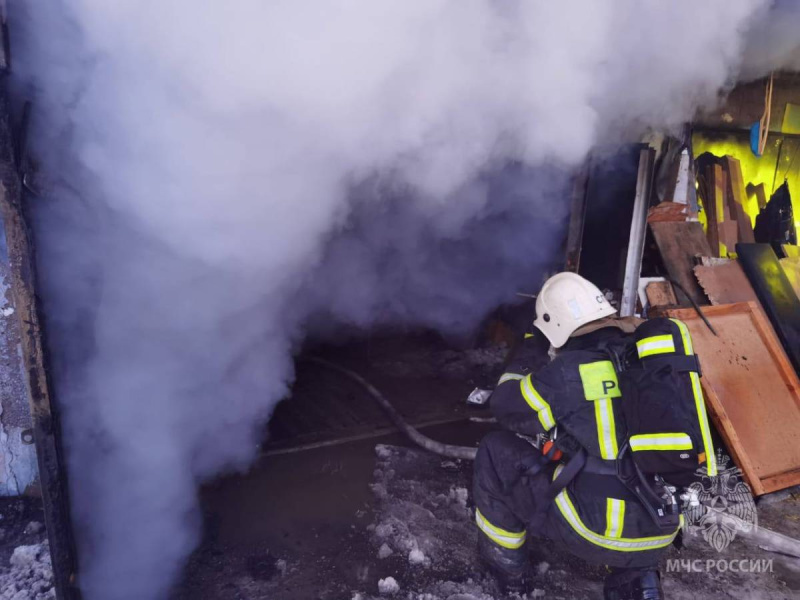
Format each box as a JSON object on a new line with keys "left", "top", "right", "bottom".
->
{"left": 647, "top": 201, "right": 686, "bottom": 223}
{"left": 645, "top": 281, "right": 677, "bottom": 308}
{"left": 746, "top": 182, "right": 768, "bottom": 211}
{"left": 723, "top": 156, "right": 756, "bottom": 244}
{"left": 762, "top": 468, "right": 800, "bottom": 494}
{"left": 718, "top": 220, "right": 739, "bottom": 254}
{"left": 706, "top": 164, "right": 724, "bottom": 257}
{"left": 665, "top": 302, "right": 800, "bottom": 495}
{"left": 693, "top": 261, "right": 758, "bottom": 305}
{"left": 650, "top": 221, "right": 711, "bottom": 306}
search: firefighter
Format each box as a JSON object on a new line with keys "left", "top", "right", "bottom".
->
{"left": 473, "top": 272, "right": 670, "bottom": 599}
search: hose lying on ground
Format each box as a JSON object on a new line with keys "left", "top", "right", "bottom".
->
{"left": 306, "top": 357, "right": 800, "bottom": 558}
{"left": 306, "top": 356, "right": 478, "bottom": 460}
{"left": 689, "top": 505, "right": 800, "bottom": 559}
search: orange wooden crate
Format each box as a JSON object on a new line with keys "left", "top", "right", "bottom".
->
{"left": 665, "top": 302, "right": 800, "bottom": 495}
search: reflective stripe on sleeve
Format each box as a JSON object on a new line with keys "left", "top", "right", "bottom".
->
{"left": 497, "top": 372, "right": 525, "bottom": 385}
{"left": 670, "top": 319, "right": 717, "bottom": 476}
{"left": 605, "top": 498, "right": 625, "bottom": 538}
{"left": 594, "top": 398, "right": 618, "bottom": 460}
{"left": 552, "top": 466, "right": 678, "bottom": 552}
{"left": 636, "top": 335, "right": 675, "bottom": 358}
{"left": 475, "top": 509, "right": 526, "bottom": 549}
{"left": 520, "top": 375, "right": 556, "bottom": 431}
{"left": 630, "top": 433, "right": 693, "bottom": 452}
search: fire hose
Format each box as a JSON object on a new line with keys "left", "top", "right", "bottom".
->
{"left": 307, "top": 356, "right": 478, "bottom": 460}
{"left": 307, "top": 356, "right": 800, "bottom": 559}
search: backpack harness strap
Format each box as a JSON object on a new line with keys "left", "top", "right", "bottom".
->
{"left": 645, "top": 354, "right": 702, "bottom": 377}
{"left": 545, "top": 448, "right": 636, "bottom": 503}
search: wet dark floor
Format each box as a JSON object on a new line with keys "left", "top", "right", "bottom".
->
{"left": 173, "top": 331, "right": 503, "bottom": 599}
{"left": 175, "top": 422, "right": 495, "bottom": 600}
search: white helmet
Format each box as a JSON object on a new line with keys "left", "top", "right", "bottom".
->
{"left": 533, "top": 272, "right": 616, "bottom": 348}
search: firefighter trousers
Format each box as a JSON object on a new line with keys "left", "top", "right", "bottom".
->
{"left": 472, "top": 430, "right": 555, "bottom": 551}
{"left": 473, "top": 430, "right": 666, "bottom": 570}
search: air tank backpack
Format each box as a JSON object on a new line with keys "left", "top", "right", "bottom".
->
{"left": 607, "top": 317, "right": 717, "bottom": 531}
{"left": 545, "top": 317, "right": 718, "bottom": 533}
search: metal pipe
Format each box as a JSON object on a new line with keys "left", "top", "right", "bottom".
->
{"left": 620, "top": 147, "right": 656, "bottom": 317}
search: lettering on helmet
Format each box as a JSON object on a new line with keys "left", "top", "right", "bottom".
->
{"left": 596, "top": 295, "right": 604, "bottom": 304}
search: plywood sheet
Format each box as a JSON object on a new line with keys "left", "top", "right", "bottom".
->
{"left": 665, "top": 302, "right": 800, "bottom": 495}
{"left": 650, "top": 221, "right": 712, "bottom": 306}
{"left": 693, "top": 261, "right": 758, "bottom": 305}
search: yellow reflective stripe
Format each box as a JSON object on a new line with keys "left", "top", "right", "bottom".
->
{"left": 630, "top": 433, "right": 693, "bottom": 452}
{"left": 552, "top": 466, "right": 678, "bottom": 552}
{"left": 498, "top": 372, "right": 525, "bottom": 385}
{"left": 636, "top": 335, "right": 675, "bottom": 358}
{"left": 475, "top": 509, "right": 526, "bottom": 549}
{"left": 524, "top": 333, "right": 534, "bottom": 339}
{"left": 670, "top": 319, "right": 717, "bottom": 476}
{"left": 520, "top": 375, "right": 556, "bottom": 431}
{"left": 594, "top": 398, "right": 618, "bottom": 459}
{"left": 605, "top": 498, "right": 625, "bottom": 538}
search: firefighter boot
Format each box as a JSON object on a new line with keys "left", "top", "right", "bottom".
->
{"left": 477, "top": 534, "right": 531, "bottom": 594}
{"left": 603, "top": 568, "right": 664, "bottom": 600}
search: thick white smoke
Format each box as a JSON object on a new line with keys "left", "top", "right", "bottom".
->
{"left": 10, "top": 1, "right": 796, "bottom": 598}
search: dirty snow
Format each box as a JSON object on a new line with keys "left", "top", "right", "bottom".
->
{"left": 21, "top": 523, "right": 43, "bottom": 537}
{"left": 349, "top": 444, "right": 800, "bottom": 600}
{"left": 377, "top": 576, "right": 400, "bottom": 595}
{"left": 0, "top": 542, "right": 54, "bottom": 599}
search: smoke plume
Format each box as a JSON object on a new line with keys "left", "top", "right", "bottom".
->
{"left": 9, "top": 1, "right": 796, "bottom": 598}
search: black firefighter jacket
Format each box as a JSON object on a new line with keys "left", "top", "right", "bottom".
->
{"left": 490, "top": 326, "right": 679, "bottom": 568}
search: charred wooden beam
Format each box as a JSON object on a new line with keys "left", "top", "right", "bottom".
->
{"left": 564, "top": 161, "right": 589, "bottom": 273}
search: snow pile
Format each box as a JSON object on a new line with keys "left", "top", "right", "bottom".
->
{"left": 0, "top": 542, "right": 54, "bottom": 600}
{"left": 378, "top": 576, "right": 400, "bottom": 596}
{"left": 21, "top": 523, "right": 43, "bottom": 537}
{"left": 364, "top": 444, "right": 606, "bottom": 599}
{"left": 370, "top": 447, "right": 467, "bottom": 566}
